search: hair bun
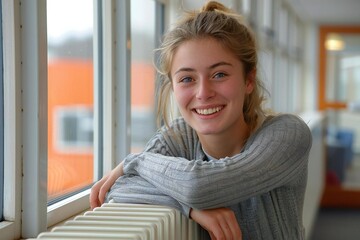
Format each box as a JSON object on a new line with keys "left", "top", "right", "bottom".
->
{"left": 201, "top": 1, "right": 228, "bottom": 12}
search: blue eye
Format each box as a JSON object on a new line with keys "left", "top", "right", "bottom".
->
{"left": 180, "top": 76, "right": 193, "bottom": 83}
{"left": 214, "top": 72, "right": 227, "bottom": 79}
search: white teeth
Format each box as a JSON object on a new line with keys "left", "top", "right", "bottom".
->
{"left": 196, "top": 107, "right": 222, "bottom": 115}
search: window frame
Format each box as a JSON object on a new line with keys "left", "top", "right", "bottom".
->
{"left": 0, "top": 0, "right": 130, "bottom": 236}
{"left": 0, "top": 0, "right": 164, "bottom": 238}
{"left": 20, "top": 0, "right": 48, "bottom": 237}
{"left": 1, "top": 0, "right": 22, "bottom": 239}
{"left": 0, "top": 0, "right": 4, "bottom": 223}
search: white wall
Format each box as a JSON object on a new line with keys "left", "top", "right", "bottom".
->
{"left": 301, "top": 112, "right": 326, "bottom": 240}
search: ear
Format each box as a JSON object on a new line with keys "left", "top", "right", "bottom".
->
{"left": 245, "top": 69, "right": 256, "bottom": 94}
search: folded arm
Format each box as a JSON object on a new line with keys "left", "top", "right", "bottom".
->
{"left": 122, "top": 114, "right": 312, "bottom": 209}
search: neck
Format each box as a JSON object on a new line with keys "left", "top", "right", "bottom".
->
{"left": 199, "top": 125, "right": 251, "bottom": 159}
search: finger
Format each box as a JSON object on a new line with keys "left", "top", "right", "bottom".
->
{"left": 89, "top": 181, "right": 101, "bottom": 209}
{"left": 98, "top": 178, "right": 114, "bottom": 205}
{"left": 225, "top": 211, "right": 241, "bottom": 239}
{"left": 219, "top": 221, "right": 233, "bottom": 240}
{"left": 209, "top": 222, "right": 225, "bottom": 240}
{"left": 89, "top": 175, "right": 108, "bottom": 209}
{"left": 97, "top": 163, "right": 124, "bottom": 205}
{"left": 89, "top": 196, "right": 98, "bottom": 210}
{"left": 228, "top": 221, "right": 242, "bottom": 239}
{"left": 89, "top": 188, "right": 100, "bottom": 210}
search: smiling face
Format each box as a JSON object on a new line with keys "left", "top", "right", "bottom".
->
{"left": 171, "top": 37, "right": 254, "bottom": 140}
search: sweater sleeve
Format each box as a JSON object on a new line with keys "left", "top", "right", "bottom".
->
{"left": 106, "top": 118, "right": 197, "bottom": 217}
{"left": 106, "top": 175, "right": 191, "bottom": 216}
{"left": 123, "top": 114, "right": 313, "bottom": 209}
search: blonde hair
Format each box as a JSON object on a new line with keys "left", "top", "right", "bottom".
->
{"left": 155, "top": 1, "right": 268, "bottom": 132}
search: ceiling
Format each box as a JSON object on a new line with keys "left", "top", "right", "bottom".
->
{"left": 287, "top": 0, "right": 360, "bottom": 25}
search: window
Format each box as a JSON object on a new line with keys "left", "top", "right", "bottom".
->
{"left": 47, "top": 0, "right": 95, "bottom": 202}
{"left": 278, "top": 4, "right": 288, "bottom": 48}
{"left": 340, "top": 55, "right": 360, "bottom": 103}
{"left": 262, "top": 0, "right": 273, "bottom": 30}
{"left": 258, "top": 0, "right": 275, "bottom": 45}
{"left": 274, "top": 55, "right": 289, "bottom": 112}
{"left": 241, "top": 0, "right": 251, "bottom": 16}
{"left": 326, "top": 35, "right": 360, "bottom": 103}
{"left": 288, "top": 16, "right": 304, "bottom": 112}
{"left": 130, "top": 0, "right": 160, "bottom": 152}
{"left": 270, "top": 1, "right": 304, "bottom": 113}
{"left": 289, "top": 61, "right": 302, "bottom": 112}
{"left": 55, "top": 107, "right": 93, "bottom": 152}
{"left": 248, "top": 0, "right": 258, "bottom": 29}
{"left": 259, "top": 50, "right": 274, "bottom": 108}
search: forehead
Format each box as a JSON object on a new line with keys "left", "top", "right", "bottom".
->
{"left": 171, "top": 38, "right": 240, "bottom": 69}
{"left": 177, "top": 37, "right": 234, "bottom": 57}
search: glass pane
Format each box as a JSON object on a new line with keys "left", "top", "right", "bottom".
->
{"left": 259, "top": 51, "right": 273, "bottom": 108}
{"left": 130, "top": 0, "right": 157, "bottom": 153}
{"left": 325, "top": 34, "right": 360, "bottom": 104}
{"left": 47, "top": 0, "right": 94, "bottom": 201}
{"left": 274, "top": 55, "right": 288, "bottom": 112}
{"left": 262, "top": 0, "right": 272, "bottom": 29}
{"left": 242, "top": 0, "right": 251, "bottom": 16}
{"left": 278, "top": 5, "right": 288, "bottom": 47}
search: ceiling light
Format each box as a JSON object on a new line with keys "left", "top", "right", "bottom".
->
{"left": 325, "top": 33, "right": 345, "bottom": 51}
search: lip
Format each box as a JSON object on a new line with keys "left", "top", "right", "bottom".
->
{"left": 192, "top": 105, "right": 225, "bottom": 116}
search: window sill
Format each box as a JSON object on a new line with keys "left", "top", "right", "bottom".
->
{"left": 47, "top": 189, "right": 91, "bottom": 228}
{"left": 0, "top": 221, "right": 16, "bottom": 240}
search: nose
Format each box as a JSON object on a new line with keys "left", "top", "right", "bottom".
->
{"left": 196, "top": 78, "right": 215, "bottom": 100}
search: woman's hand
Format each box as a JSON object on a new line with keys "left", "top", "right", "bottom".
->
{"left": 190, "top": 207, "right": 242, "bottom": 240}
{"left": 89, "top": 162, "right": 124, "bottom": 210}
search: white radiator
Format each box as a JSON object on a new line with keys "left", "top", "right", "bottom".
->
{"left": 37, "top": 203, "right": 201, "bottom": 240}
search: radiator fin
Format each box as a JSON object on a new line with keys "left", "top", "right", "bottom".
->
{"left": 37, "top": 203, "right": 200, "bottom": 240}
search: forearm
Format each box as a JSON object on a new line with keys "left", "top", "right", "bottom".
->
{"left": 106, "top": 174, "right": 191, "bottom": 216}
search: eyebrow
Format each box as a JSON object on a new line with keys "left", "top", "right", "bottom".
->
{"left": 209, "top": 61, "right": 233, "bottom": 69}
{"left": 174, "top": 61, "right": 233, "bottom": 75}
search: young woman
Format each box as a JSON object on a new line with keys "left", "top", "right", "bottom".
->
{"left": 90, "top": 1, "right": 312, "bottom": 239}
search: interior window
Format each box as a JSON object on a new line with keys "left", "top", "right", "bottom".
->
{"left": 130, "top": 0, "right": 161, "bottom": 153}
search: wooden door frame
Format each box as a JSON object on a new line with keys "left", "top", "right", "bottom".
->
{"left": 318, "top": 26, "right": 360, "bottom": 110}
{"left": 319, "top": 26, "right": 360, "bottom": 207}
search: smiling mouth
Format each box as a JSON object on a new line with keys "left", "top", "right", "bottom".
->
{"left": 195, "top": 106, "right": 224, "bottom": 115}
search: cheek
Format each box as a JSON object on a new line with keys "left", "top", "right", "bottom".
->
{"left": 221, "top": 83, "right": 247, "bottom": 105}
{"left": 173, "top": 86, "right": 190, "bottom": 108}
{"left": 223, "top": 83, "right": 245, "bottom": 98}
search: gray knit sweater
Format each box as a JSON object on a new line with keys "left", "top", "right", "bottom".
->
{"left": 107, "top": 114, "right": 312, "bottom": 239}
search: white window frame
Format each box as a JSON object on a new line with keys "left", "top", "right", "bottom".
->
{"left": 0, "top": 0, "right": 132, "bottom": 238}
{"left": 2, "top": 0, "right": 23, "bottom": 239}
{"left": 20, "top": 0, "right": 48, "bottom": 237}
{"left": 0, "top": 0, "right": 169, "bottom": 238}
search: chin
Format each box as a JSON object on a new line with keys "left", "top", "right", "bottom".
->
{"left": 194, "top": 126, "right": 219, "bottom": 135}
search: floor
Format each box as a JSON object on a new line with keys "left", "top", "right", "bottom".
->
{"left": 310, "top": 153, "right": 360, "bottom": 240}
{"left": 343, "top": 153, "right": 360, "bottom": 189}
{"left": 310, "top": 208, "right": 360, "bottom": 240}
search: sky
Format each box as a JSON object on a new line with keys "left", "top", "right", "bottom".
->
{"left": 47, "top": 0, "right": 93, "bottom": 45}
